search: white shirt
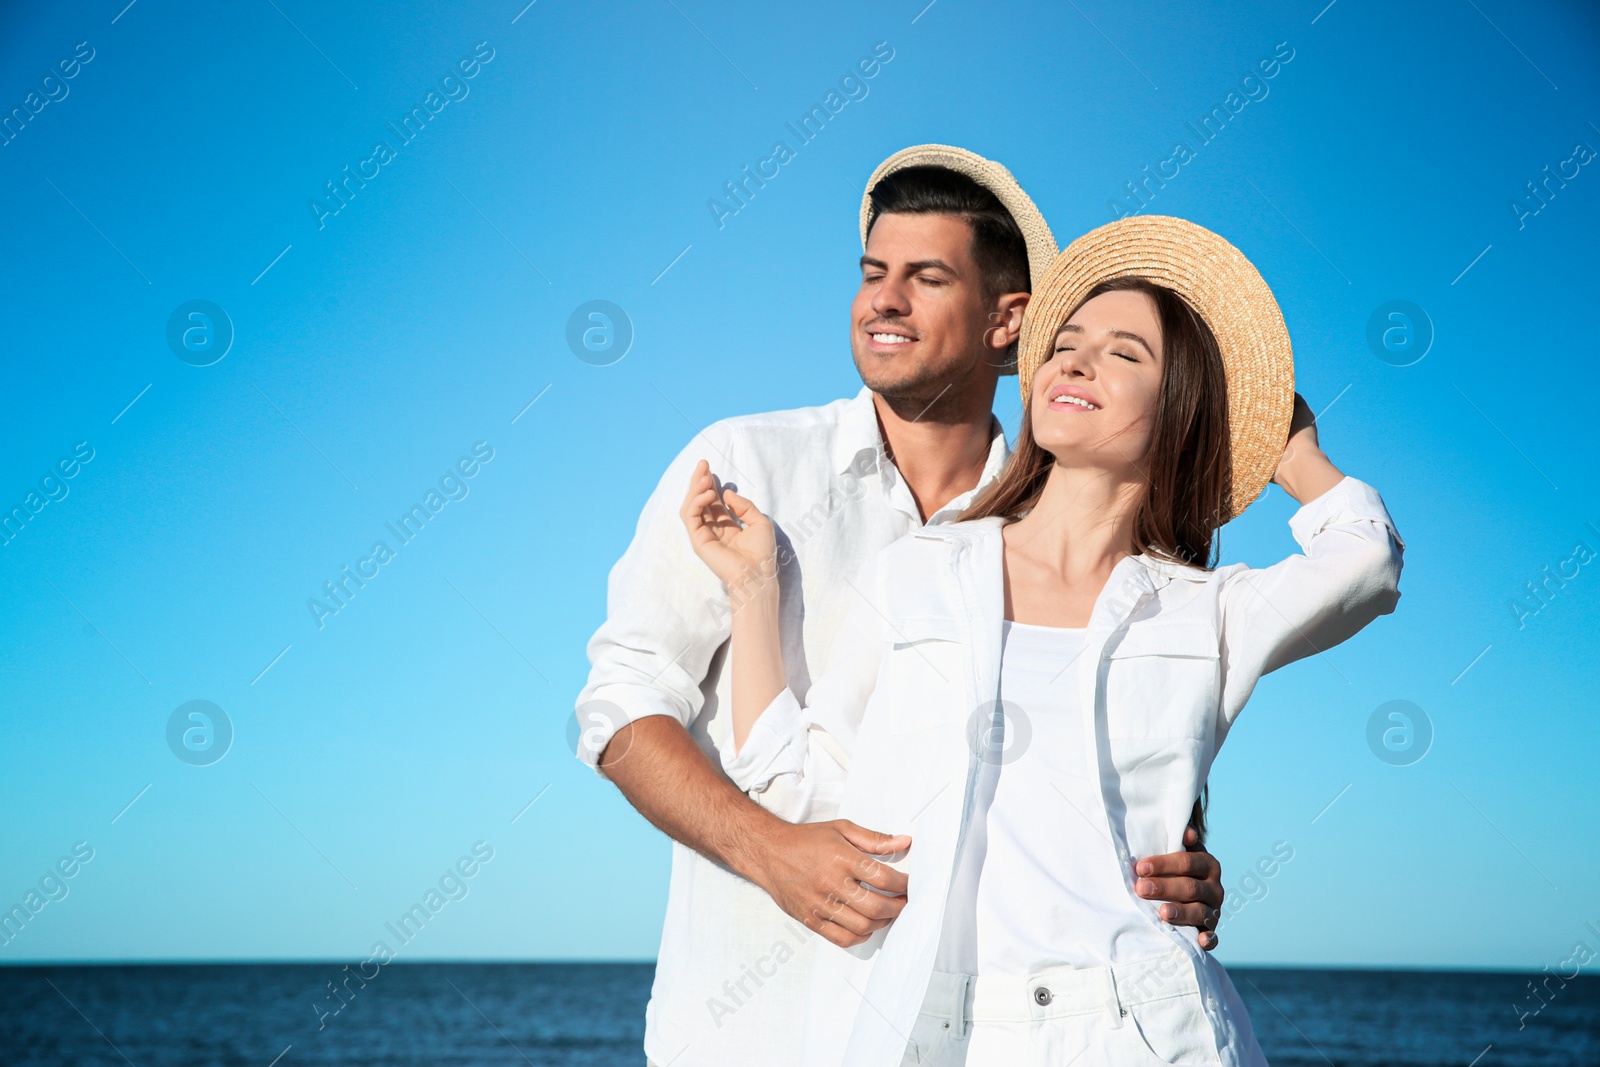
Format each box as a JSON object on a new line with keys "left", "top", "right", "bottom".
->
{"left": 937, "top": 620, "right": 1178, "bottom": 977}
{"left": 574, "top": 386, "right": 1009, "bottom": 1067}
{"left": 724, "top": 477, "right": 1404, "bottom": 1066}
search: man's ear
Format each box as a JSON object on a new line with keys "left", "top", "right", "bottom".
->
{"left": 983, "top": 292, "right": 1031, "bottom": 351}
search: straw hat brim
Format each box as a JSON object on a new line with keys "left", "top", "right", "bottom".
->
{"left": 1016, "top": 215, "right": 1295, "bottom": 521}
{"left": 859, "top": 144, "right": 1058, "bottom": 318}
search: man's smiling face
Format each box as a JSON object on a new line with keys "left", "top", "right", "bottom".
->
{"left": 850, "top": 212, "right": 1002, "bottom": 405}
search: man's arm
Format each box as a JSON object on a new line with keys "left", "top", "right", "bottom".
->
{"left": 599, "top": 715, "right": 909, "bottom": 948}
{"left": 1135, "top": 824, "right": 1223, "bottom": 951}
{"left": 580, "top": 426, "right": 909, "bottom": 948}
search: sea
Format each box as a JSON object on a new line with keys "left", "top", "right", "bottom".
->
{"left": 1, "top": 963, "right": 1594, "bottom": 1066}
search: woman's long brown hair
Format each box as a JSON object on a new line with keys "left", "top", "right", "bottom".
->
{"left": 963, "top": 276, "right": 1233, "bottom": 844}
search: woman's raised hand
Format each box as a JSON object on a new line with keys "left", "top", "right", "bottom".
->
{"left": 1274, "top": 393, "right": 1320, "bottom": 469}
{"left": 1271, "top": 392, "right": 1344, "bottom": 505}
{"left": 680, "top": 459, "right": 778, "bottom": 590}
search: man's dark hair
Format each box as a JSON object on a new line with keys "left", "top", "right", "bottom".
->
{"left": 865, "top": 165, "right": 1030, "bottom": 298}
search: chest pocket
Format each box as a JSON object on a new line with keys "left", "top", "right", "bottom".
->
{"left": 875, "top": 614, "right": 967, "bottom": 737}
{"left": 1103, "top": 620, "right": 1221, "bottom": 741}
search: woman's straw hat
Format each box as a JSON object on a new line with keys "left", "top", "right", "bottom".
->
{"left": 1017, "top": 215, "right": 1295, "bottom": 521}
{"left": 859, "top": 144, "right": 1058, "bottom": 300}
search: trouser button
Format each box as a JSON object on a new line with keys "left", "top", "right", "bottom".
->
{"left": 1033, "top": 986, "right": 1052, "bottom": 1006}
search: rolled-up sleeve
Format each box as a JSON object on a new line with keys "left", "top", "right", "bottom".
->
{"left": 1219, "top": 476, "right": 1405, "bottom": 725}
{"left": 717, "top": 548, "right": 892, "bottom": 823}
{"left": 719, "top": 687, "right": 809, "bottom": 791}
{"left": 574, "top": 424, "right": 741, "bottom": 773}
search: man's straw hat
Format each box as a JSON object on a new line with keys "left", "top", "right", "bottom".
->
{"left": 1017, "top": 215, "right": 1296, "bottom": 521}
{"left": 859, "top": 144, "right": 1058, "bottom": 301}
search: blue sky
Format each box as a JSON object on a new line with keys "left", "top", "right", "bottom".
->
{"left": 1, "top": 0, "right": 1596, "bottom": 971}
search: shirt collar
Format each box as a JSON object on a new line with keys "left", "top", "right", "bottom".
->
{"left": 1133, "top": 552, "right": 1212, "bottom": 585}
{"left": 833, "top": 385, "right": 885, "bottom": 478}
{"left": 833, "top": 385, "right": 1012, "bottom": 523}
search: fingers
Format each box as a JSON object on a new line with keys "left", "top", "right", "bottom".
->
{"left": 1153, "top": 900, "right": 1221, "bottom": 932}
{"left": 853, "top": 854, "right": 909, "bottom": 897}
{"left": 1136, "top": 873, "right": 1223, "bottom": 910}
{"left": 1285, "top": 393, "right": 1318, "bottom": 449}
{"left": 681, "top": 491, "right": 726, "bottom": 552}
{"left": 681, "top": 462, "right": 768, "bottom": 538}
{"left": 1287, "top": 393, "right": 1312, "bottom": 433}
{"left": 835, "top": 820, "right": 912, "bottom": 857}
{"left": 851, "top": 888, "right": 907, "bottom": 922}
{"left": 832, "top": 823, "right": 911, "bottom": 898}
{"left": 1148, "top": 873, "right": 1224, "bottom": 909}
{"left": 817, "top": 904, "right": 877, "bottom": 938}
{"left": 720, "top": 488, "right": 770, "bottom": 529}
{"left": 682, "top": 459, "right": 711, "bottom": 496}
{"left": 812, "top": 916, "right": 869, "bottom": 949}
{"left": 789, "top": 879, "right": 898, "bottom": 947}
{"left": 681, "top": 489, "right": 717, "bottom": 534}
{"left": 1135, "top": 848, "right": 1220, "bottom": 884}
{"left": 767, "top": 822, "right": 914, "bottom": 950}
{"left": 680, "top": 461, "right": 718, "bottom": 521}
{"left": 1135, "top": 849, "right": 1224, "bottom": 934}
{"left": 681, "top": 461, "right": 726, "bottom": 510}
{"left": 680, "top": 463, "right": 746, "bottom": 546}
{"left": 815, "top": 893, "right": 892, "bottom": 939}
{"left": 1274, "top": 394, "right": 1318, "bottom": 477}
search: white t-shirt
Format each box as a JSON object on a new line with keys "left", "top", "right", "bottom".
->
{"left": 936, "top": 619, "right": 1176, "bottom": 976}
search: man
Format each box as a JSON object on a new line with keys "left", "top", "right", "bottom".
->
{"left": 576, "top": 145, "right": 1225, "bottom": 1067}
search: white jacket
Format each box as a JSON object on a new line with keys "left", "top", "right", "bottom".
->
{"left": 723, "top": 476, "right": 1405, "bottom": 1067}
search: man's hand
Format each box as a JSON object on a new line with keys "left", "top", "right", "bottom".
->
{"left": 747, "top": 819, "right": 912, "bottom": 949}
{"left": 598, "top": 717, "right": 911, "bottom": 950}
{"left": 1134, "top": 825, "right": 1225, "bottom": 951}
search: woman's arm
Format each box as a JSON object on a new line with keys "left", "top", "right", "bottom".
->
{"left": 680, "top": 459, "right": 786, "bottom": 753}
{"left": 726, "top": 582, "right": 785, "bottom": 754}
{"left": 679, "top": 462, "right": 901, "bottom": 810}
{"left": 1218, "top": 395, "right": 1405, "bottom": 724}
{"left": 721, "top": 564, "right": 894, "bottom": 805}
{"left": 1273, "top": 393, "right": 1346, "bottom": 506}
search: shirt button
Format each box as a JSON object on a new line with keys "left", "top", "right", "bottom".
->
{"left": 1033, "top": 986, "right": 1053, "bottom": 1006}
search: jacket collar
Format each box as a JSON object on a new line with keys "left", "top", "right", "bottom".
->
{"left": 914, "top": 517, "right": 1212, "bottom": 594}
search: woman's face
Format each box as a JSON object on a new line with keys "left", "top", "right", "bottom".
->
{"left": 1029, "top": 289, "right": 1165, "bottom": 475}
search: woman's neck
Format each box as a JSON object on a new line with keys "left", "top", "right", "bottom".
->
{"left": 1004, "top": 461, "right": 1145, "bottom": 579}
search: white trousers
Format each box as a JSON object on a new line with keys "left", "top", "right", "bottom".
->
{"left": 899, "top": 949, "right": 1223, "bottom": 1066}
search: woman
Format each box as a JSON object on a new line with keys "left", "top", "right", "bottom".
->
{"left": 681, "top": 216, "right": 1403, "bottom": 1066}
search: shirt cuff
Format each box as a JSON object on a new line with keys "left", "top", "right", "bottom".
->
{"left": 720, "top": 687, "right": 807, "bottom": 793}
{"left": 1287, "top": 476, "right": 1404, "bottom": 552}
{"left": 573, "top": 683, "right": 690, "bottom": 773}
